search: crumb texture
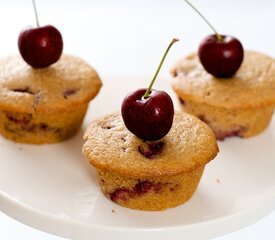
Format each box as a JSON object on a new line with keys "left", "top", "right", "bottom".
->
{"left": 179, "top": 98, "right": 275, "bottom": 140}
{"left": 0, "top": 104, "right": 88, "bottom": 144}
{"left": 0, "top": 54, "right": 101, "bottom": 143}
{"left": 97, "top": 167, "right": 205, "bottom": 211}
{"left": 171, "top": 51, "right": 275, "bottom": 109}
{"left": 83, "top": 111, "right": 218, "bottom": 178}
{"left": 0, "top": 54, "right": 102, "bottom": 113}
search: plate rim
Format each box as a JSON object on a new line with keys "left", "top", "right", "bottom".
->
{"left": 1, "top": 74, "right": 275, "bottom": 240}
{"left": 1, "top": 188, "right": 274, "bottom": 240}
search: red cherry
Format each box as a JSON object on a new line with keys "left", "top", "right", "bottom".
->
{"left": 198, "top": 35, "right": 244, "bottom": 78}
{"left": 121, "top": 88, "right": 174, "bottom": 141}
{"left": 18, "top": 25, "right": 63, "bottom": 68}
{"left": 183, "top": 0, "right": 244, "bottom": 78}
{"left": 121, "top": 38, "right": 178, "bottom": 141}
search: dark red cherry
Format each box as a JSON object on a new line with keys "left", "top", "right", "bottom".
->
{"left": 182, "top": 1, "right": 244, "bottom": 78}
{"left": 121, "top": 88, "right": 174, "bottom": 141}
{"left": 18, "top": 25, "right": 63, "bottom": 68}
{"left": 198, "top": 35, "right": 244, "bottom": 78}
{"left": 121, "top": 38, "right": 178, "bottom": 141}
{"left": 138, "top": 140, "right": 165, "bottom": 159}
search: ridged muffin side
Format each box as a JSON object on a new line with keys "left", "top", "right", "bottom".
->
{"left": 83, "top": 111, "right": 218, "bottom": 211}
{"left": 171, "top": 51, "right": 275, "bottom": 140}
{"left": 0, "top": 54, "right": 102, "bottom": 144}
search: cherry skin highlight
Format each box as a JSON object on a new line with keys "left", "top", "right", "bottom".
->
{"left": 18, "top": 25, "right": 63, "bottom": 68}
{"left": 121, "top": 88, "right": 174, "bottom": 141}
{"left": 198, "top": 34, "right": 244, "bottom": 78}
{"left": 121, "top": 38, "right": 178, "bottom": 141}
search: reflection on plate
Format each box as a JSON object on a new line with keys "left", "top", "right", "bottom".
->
{"left": 1, "top": 76, "right": 275, "bottom": 240}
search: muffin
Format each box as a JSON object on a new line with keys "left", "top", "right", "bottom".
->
{"left": 82, "top": 111, "right": 218, "bottom": 211}
{"left": 0, "top": 54, "right": 102, "bottom": 144}
{"left": 171, "top": 51, "right": 275, "bottom": 140}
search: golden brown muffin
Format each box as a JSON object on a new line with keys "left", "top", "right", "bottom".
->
{"left": 82, "top": 111, "right": 218, "bottom": 211}
{"left": 0, "top": 54, "right": 102, "bottom": 144}
{"left": 171, "top": 51, "right": 275, "bottom": 140}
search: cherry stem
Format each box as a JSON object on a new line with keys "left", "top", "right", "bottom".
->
{"left": 183, "top": 0, "right": 222, "bottom": 41}
{"left": 32, "top": 0, "right": 40, "bottom": 27}
{"left": 143, "top": 38, "right": 179, "bottom": 99}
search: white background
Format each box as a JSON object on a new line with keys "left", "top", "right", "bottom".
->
{"left": 0, "top": 0, "right": 274, "bottom": 239}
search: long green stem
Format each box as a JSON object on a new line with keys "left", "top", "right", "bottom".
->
{"left": 184, "top": 0, "right": 222, "bottom": 41}
{"left": 32, "top": 0, "right": 40, "bottom": 27}
{"left": 143, "top": 38, "right": 179, "bottom": 99}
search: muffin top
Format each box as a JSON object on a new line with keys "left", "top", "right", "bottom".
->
{"left": 83, "top": 111, "right": 218, "bottom": 178}
{"left": 171, "top": 51, "right": 275, "bottom": 109}
{"left": 0, "top": 54, "right": 102, "bottom": 113}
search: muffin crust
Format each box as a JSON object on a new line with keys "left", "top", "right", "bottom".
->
{"left": 171, "top": 51, "right": 275, "bottom": 140}
{"left": 0, "top": 54, "right": 102, "bottom": 143}
{"left": 171, "top": 51, "right": 275, "bottom": 109}
{"left": 83, "top": 111, "right": 218, "bottom": 210}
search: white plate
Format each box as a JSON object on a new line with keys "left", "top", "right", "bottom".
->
{"left": 0, "top": 75, "right": 275, "bottom": 240}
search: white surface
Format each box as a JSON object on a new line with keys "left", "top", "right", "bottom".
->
{"left": 0, "top": 75, "right": 275, "bottom": 240}
{"left": 1, "top": 211, "right": 275, "bottom": 240}
{"left": 1, "top": 1, "right": 275, "bottom": 240}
